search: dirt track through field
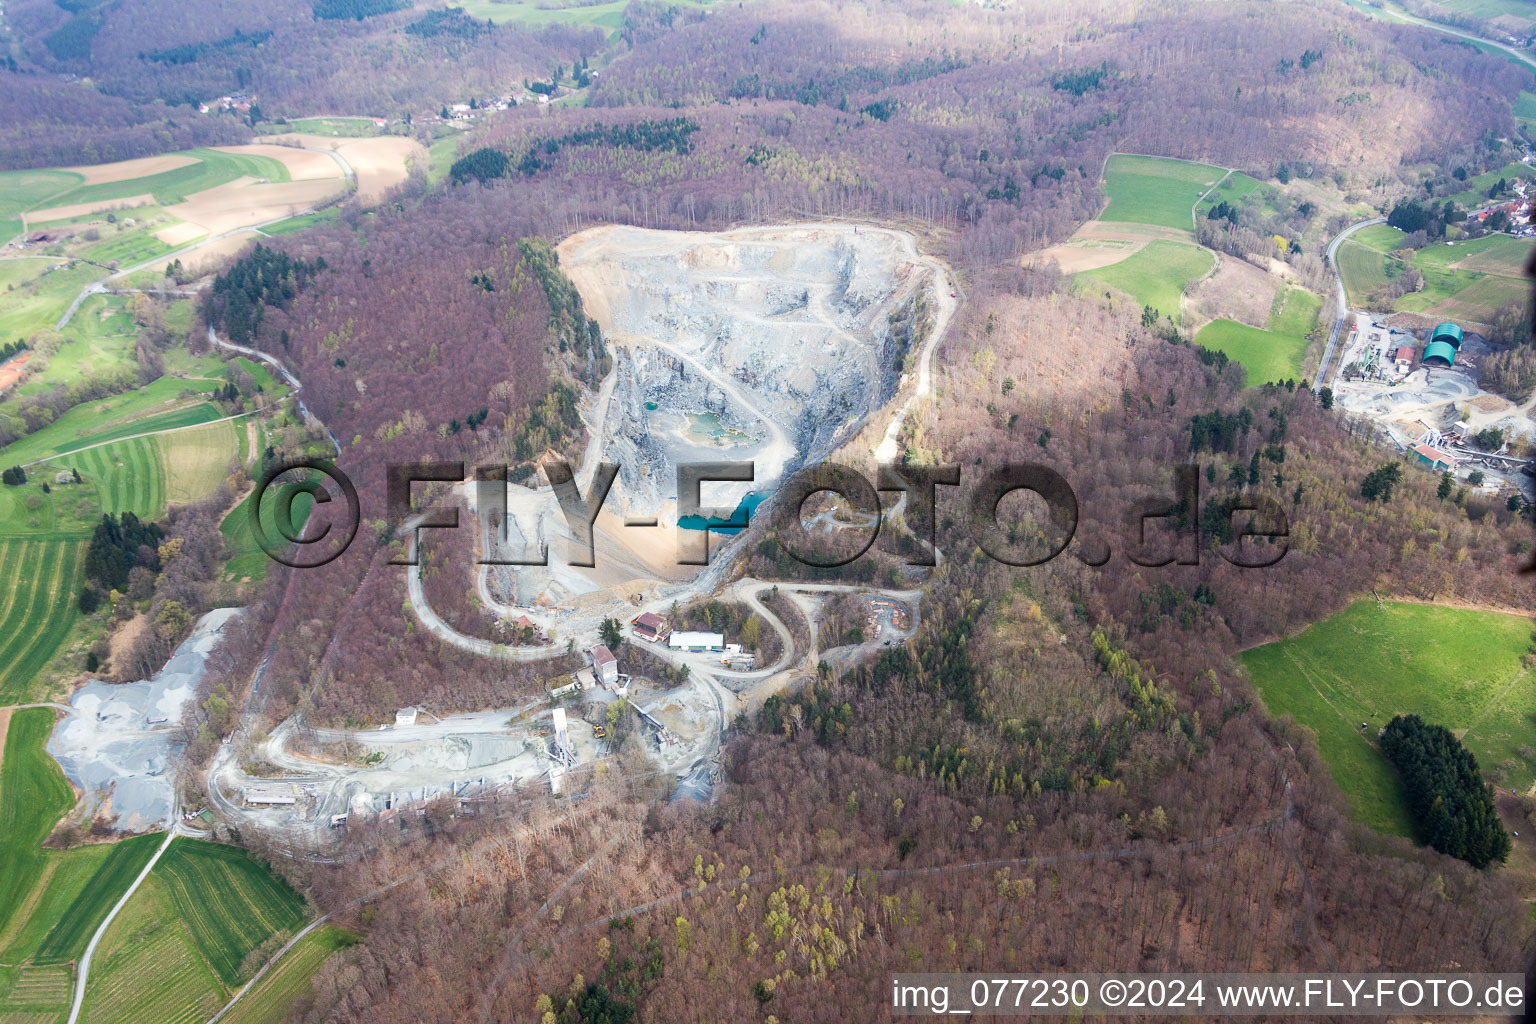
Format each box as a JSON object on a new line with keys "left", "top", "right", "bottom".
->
{"left": 1026, "top": 219, "right": 1195, "bottom": 273}
{"left": 258, "top": 134, "right": 424, "bottom": 201}
{"left": 29, "top": 194, "right": 157, "bottom": 224}
{"left": 212, "top": 145, "right": 341, "bottom": 182}
{"left": 63, "top": 154, "right": 197, "bottom": 185}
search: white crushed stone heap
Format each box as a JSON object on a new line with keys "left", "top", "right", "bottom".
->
{"left": 48, "top": 607, "right": 242, "bottom": 831}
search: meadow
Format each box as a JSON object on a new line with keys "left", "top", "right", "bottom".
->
{"left": 162, "top": 419, "right": 239, "bottom": 506}
{"left": 0, "top": 713, "right": 319, "bottom": 1024}
{"left": 1241, "top": 600, "right": 1536, "bottom": 838}
{"left": 9, "top": 295, "right": 140, "bottom": 402}
{"left": 30, "top": 835, "right": 161, "bottom": 964}
{"left": 259, "top": 209, "right": 341, "bottom": 236}
{"left": 1195, "top": 170, "right": 1283, "bottom": 221}
{"left": 1195, "top": 287, "right": 1320, "bottom": 384}
{"left": 1446, "top": 160, "right": 1536, "bottom": 210}
{"left": 266, "top": 117, "right": 381, "bottom": 138}
{"left": 80, "top": 875, "right": 225, "bottom": 1024}
{"left": 0, "top": 541, "right": 84, "bottom": 704}
{"left": 0, "top": 169, "right": 84, "bottom": 244}
{"left": 1516, "top": 90, "right": 1536, "bottom": 134}
{"left": 39, "top": 149, "right": 292, "bottom": 211}
{"left": 0, "top": 709, "right": 74, "bottom": 942}
{"left": 152, "top": 839, "right": 310, "bottom": 986}
{"left": 1336, "top": 239, "right": 1395, "bottom": 308}
{"left": 1100, "top": 154, "right": 1227, "bottom": 231}
{"left": 0, "top": 260, "right": 105, "bottom": 341}
{"left": 1073, "top": 239, "right": 1214, "bottom": 325}
{"left": 221, "top": 472, "right": 314, "bottom": 583}
{"left": 0, "top": 376, "right": 219, "bottom": 466}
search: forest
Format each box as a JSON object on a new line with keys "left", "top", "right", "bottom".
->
{"left": 0, "top": 0, "right": 603, "bottom": 153}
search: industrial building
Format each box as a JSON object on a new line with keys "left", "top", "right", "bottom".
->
{"left": 632, "top": 611, "right": 668, "bottom": 643}
{"left": 1422, "top": 322, "right": 1462, "bottom": 367}
{"left": 668, "top": 631, "right": 725, "bottom": 652}
{"left": 395, "top": 707, "right": 419, "bottom": 727}
{"left": 243, "top": 783, "right": 297, "bottom": 807}
{"left": 589, "top": 644, "right": 618, "bottom": 684}
{"left": 1411, "top": 443, "right": 1459, "bottom": 472}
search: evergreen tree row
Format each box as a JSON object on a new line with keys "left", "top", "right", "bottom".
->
{"left": 1380, "top": 714, "right": 1510, "bottom": 869}
{"left": 83, "top": 512, "right": 164, "bottom": 594}
{"left": 204, "top": 245, "right": 325, "bottom": 346}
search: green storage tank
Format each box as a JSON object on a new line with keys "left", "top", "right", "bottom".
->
{"left": 1422, "top": 339, "right": 1457, "bottom": 367}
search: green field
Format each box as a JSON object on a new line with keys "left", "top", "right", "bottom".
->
{"left": 0, "top": 709, "right": 74, "bottom": 943}
{"left": 265, "top": 117, "right": 381, "bottom": 138}
{"left": 162, "top": 419, "right": 240, "bottom": 507}
{"left": 1195, "top": 287, "right": 1321, "bottom": 385}
{"left": 1447, "top": 161, "right": 1536, "bottom": 210}
{"left": 1242, "top": 600, "right": 1536, "bottom": 838}
{"left": 1101, "top": 154, "right": 1228, "bottom": 230}
{"left": 37, "top": 149, "right": 291, "bottom": 212}
{"left": 0, "top": 169, "right": 84, "bottom": 244}
{"left": 9, "top": 294, "right": 141, "bottom": 401}
{"left": 32, "top": 835, "right": 160, "bottom": 964}
{"left": 81, "top": 874, "right": 225, "bottom": 1024}
{"left": 426, "top": 136, "right": 462, "bottom": 185}
{"left": 0, "top": 541, "right": 84, "bottom": 704}
{"left": 1073, "top": 239, "right": 1215, "bottom": 325}
{"left": 1349, "top": 223, "right": 1407, "bottom": 253}
{"left": 259, "top": 208, "right": 340, "bottom": 236}
{"left": 1339, "top": 231, "right": 1533, "bottom": 323}
{"left": 77, "top": 839, "right": 313, "bottom": 1024}
{"left": 153, "top": 839, "right": 309, "bottom": 986}
{"left": 0, "top": 260, "right": 104, "bottom": 341}
{"left": 1517, "top": 90, "right": 1536, "bottom": 134}
{"left": 220, "top": 927, "right": 357, "bottom": 1024}
{"left": 0, "top": 376, "right": 219, "bottom": 466}
{"left": 0, "top": 715, "right": 317, "bottom": 1024}
{"left": 57, "top": 436, "right": 167, "bottom": 519}
{"left": 1412, "top": 233, "right": 1530, "bottom": 275}
{"left": 1194, "top": 170, "right": 1286, "bottom": 224}
{"left": 220, "top": 470, "right": 315, "bottom": 583}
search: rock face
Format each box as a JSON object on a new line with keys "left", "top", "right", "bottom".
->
{"left": 558, "top": 224, "right": 934, "bottom": 519}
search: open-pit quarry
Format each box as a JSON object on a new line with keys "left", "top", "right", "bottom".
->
{"left": 211, "top": 222, "right": 952, "bottom": 836}
{"left": 474, "top": 223, "right": 953, "bottom": 637}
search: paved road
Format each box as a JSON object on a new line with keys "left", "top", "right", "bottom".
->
{"left": 1314, "top": 217, "right": 1385, "bottom": 392}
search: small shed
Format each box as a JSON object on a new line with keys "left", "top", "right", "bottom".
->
{"left": 395, "top": 707, "right": 419, "bottom": 727}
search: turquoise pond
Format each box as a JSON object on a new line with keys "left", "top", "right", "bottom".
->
{"left": 677, "top": 491, "right": 766, "bottom": 533}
